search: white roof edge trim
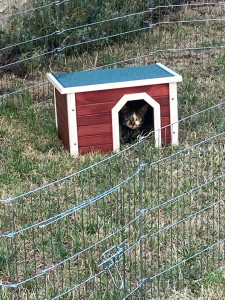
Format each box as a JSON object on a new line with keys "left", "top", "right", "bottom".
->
{"left": 58, "top": 75, "right": 182, "bottom": 94}
{"left": 156, "top": 62, "right": 182, "bottom": 77}
{"left": 47, "top": 73, "right": 64, "bottom": 93}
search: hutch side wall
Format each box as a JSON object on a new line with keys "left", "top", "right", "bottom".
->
{"left": 55, "top": 89, "right": 70, "bottom": 149}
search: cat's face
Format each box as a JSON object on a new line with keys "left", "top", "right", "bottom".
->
{"left": 120, "top": 102, "right": 148, "bottom": 129}
{"left": 122, "top": 112, "right": 143, "bottom": 129}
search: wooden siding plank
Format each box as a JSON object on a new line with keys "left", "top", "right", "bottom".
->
{"left": 77, "top": 102, "right": 170, "bottom": 117}
{"left": 147, "top": 85, "right": 169, "bottom": 97}
{"left": 77, "top": 113, "right": 111, "bottom": 127}
{"left": 78, "top": 134, "right": 112, "bottom": 147}
{"left": 57, "top": 109, "right": 69, "bottom": 125}
{"left": 162, "top": 136, "right": 171, "bottom": 145}
{"left": 55, "top": 90, "right": 67, "bottom": 117}
{"left": 58, "top": 128, "right": 70, "bottom": 148}
{"left": 160, "top": 106, "right": 170, "bottom": 117}
{"left": 76, "top": 102, "right": 115, "bottom": 116}
{"left": 161, "top": 127, "right": 171, "bottom": 139}
{"left": 78, "top": 123, "right": 112, "bottom": 136}
{"left": 161, "top": 116, "right": 170, "bottom": 127}
{"left": 55, "top": 89, "right": 67, "bottom": 104}
{"left": 55, "top": 89, "right": 69, "bottom": 148}
{"left": 75, "top": 84, "right": 169, "bottom": 106}
{"left": 153, "top": 96, "right": 169, "bottom": 107}
{"left": 56, "top": 98, "right": 68, "bottom": 116}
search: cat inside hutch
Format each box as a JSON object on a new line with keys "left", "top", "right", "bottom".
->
{"left": 119, "top": 100, "right": 154, "bottom": 144}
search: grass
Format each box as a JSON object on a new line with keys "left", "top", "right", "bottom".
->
{"left": 0, "top": 1, "right": 225, "bottom": 299}
{"left": 165, "top": 268, "right": 225, "bottom": 299}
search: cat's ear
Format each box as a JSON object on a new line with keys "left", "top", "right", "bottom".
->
{"left": 139, "top": 103, "right": 149, "bottom": 115}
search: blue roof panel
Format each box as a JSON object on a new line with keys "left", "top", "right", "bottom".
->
{"left": 53, "top": 64, "right": 175, "bottom": 88}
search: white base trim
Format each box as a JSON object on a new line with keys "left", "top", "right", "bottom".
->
{"left": 169, "top": 83, "right": 179, "bottom": 145}
{"left": 67, "top": 93, "right": 79, "bottom": 157}
{"left": 112, "top": 92, "right": 161, "bottom": 152}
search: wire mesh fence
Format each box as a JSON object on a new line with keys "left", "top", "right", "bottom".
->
{"left": 0, "top": 100, "right": 224, "bottom": 299}
{"left": 0, "top": 0, "right": 225, "bottom": 299}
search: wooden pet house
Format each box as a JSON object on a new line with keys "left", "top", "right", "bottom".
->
{"left": 47, "top": 63, "right": 182, "bottom": 156}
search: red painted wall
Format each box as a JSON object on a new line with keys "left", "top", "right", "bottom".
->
{"left": 75, "top": 84, "right": 171, "bottom": 154}
{"left": 55, "top": 89, "right": 69, "bottom": 149}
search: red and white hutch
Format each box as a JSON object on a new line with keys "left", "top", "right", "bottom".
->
{"left": 47, "top": 63, "right": 182, "bottom": 156}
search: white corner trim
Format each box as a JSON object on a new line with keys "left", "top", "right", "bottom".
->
{"left": 169, "top": 82, "right": 179, "bottom": 145}
{"left": 112, "top": 92, "right": 161, "bottom": 152}
{"left": 67, "top": 93, "right": 79, "bottom": 157}
{"left": 47, "top": 73, "right": 64, "bottom": 93}
{"left": 156, "top": 62, "right": 183, "bottom": 80}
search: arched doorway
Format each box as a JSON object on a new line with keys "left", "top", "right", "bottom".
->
{"left": 112, "top": 92, "right": 161, "bottom": 152}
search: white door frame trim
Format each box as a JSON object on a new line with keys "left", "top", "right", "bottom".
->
{"left": 111, "top": 92, "right": 161, "bottom": 152}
